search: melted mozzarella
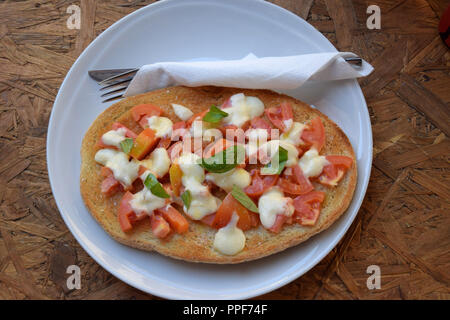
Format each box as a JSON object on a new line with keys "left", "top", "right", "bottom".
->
{"left": 177, "top": 153, "right": 219, "bottom": 220}
{"left": 101, "top": 127, "right": 127, "bottom": 148}
{"left": 146, "top": 116, "right": 173, "bottom": 138}
{"left": 205, "top": 168, "right": 251, "bottom": 192}
{"left": 222, "top": 93, "right": 265, "bottom": 127}
{"left": 298, "top": 148, "right": 328, "bottom": 178}
{"left": 258, "top": 187, "right": 295, "bottom": 229}
{"left": 213, "top": 213, "right": 246, "bottom": 256}
{"left": 280, "top": 122, "right": 305, "bottom": 146}
{"left": 129, "top": 187, "right": 166, "bottom": 215}
{"left": 94, "top": 149, "right": 139, "bottom": 187}
{"left": 171, "top": 103, "right": 194, "bottom": 121}
{"left": 139, "top": 148, "right": 171, "bottom": 178}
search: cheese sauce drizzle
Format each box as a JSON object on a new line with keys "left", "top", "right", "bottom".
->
{"left": 213, "top": 213, "right": 246, "bottom": 255}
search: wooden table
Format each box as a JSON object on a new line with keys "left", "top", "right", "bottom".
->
{"left": 0, "top": 0, "right": 448, "bottom": 300}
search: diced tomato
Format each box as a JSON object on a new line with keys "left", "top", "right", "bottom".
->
{"left": 291, "top": 164, "right": 314, "bottom": 193}
{"left": 100, "top": 166, "right": 113, "bottom": 178}
{"left": 156, "top": 205, "right": 189, "bottom": 234}
{"left": 169, "top": 163, "right": 183, "bottom": 196}
{"left": 111, "top": 122, "right": 138, "bottom": 138}
{"left": 249, "top": 211, "right": 260, "bottom": 228}
{"left": 277, "top": 177, "right": 313, "bottom": 195}
{"left": 186, "top": 109, "right": 208, "bottom": 127}
{"left": 100, "top": 167, "right": 122, "bottom": 196}
{"left": 150, "top": 214, "right": 171, "bottom": 239}
{"left": 101, "top": 175, "right": 121, "bottom": 196}
{"left": 212, "top": 192, "right": 255, "bottom": 231}
{"left": 130, "top": 104, "right": 163, "bottom": 122}
{"left": 203, "top": 138, "right": 234, "bottom": 158}
{"left": 251, "top": 116, "right": 272, "bottom": 131}
{"left": 171, "top": 121, "right": 188, "bottom": 141}
{"left": 129, "top": 128, "right": 159, "bottom": 160}
{"left": 301, "top": 117, "right": 325, "bottom": 152}
{"left": 293, "top": 191, "right": 325, "bottom": 226}
{"left": 118, "top": 191, "right": 136, "bottom": 232}
{"left": 268, "top": 214, "right": 288, "bottom": 233}
{"left": 318, "top": 155, "right": 353, "bottom": 187}
{"left": 265, "top": 102, "right": 294, "bottom": 132}
{"left": 157, "top": 136, "right": 172, "bottom": 149}
{"left": 249, "top": 116, "right": 274, "bottom": 139}
{"left": 201, "top": 213, "right": 216, "bottom": 226}
{"left": 244, "top": 169, "right": 279, "bottom": 198}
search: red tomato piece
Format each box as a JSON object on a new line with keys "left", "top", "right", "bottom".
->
{"left": 101, "top": 175, "right": 121, "bottom": 196}
{"left": 265, "top": 102, "right": 294, "bottom": 132}
{"left": 157, "top": 136, "right": 172, "bottom": 149}
{"left": 291, "top": 164, "right": 314, "bottom": 193}
{"left": 293, "top": 191, "right": 325, "bottom": 226}
{"left": 130, "top": 104, "right": 163, "bottom": 122}
{"left": 301, "top": 117, "right": 325, "bottom": 152}
{"left": 268, "top": 214, "right": 288, "bottom": 233}
{"left": 318, "top": 155, "right": 353, "bottom": 187}
{"left": 118, "top": 191, "right": 136, "bottom": 232}
{"left": 212, "top": 192, "right": 255, "bottom": 231}
{"left": 201, "top": 213, "right": 216, "bottom": 227}
{"left": 156, "top": 205, "right": 189, "bottom": 234}
{"left": 244, "top": 169, "right": 279, "bottom": 198}
{"left": 277, "top": 177, "right": 313, "bottom": 195}
{"left": 129, "top": 128, "right": 159, "bottom": 160}
{"left": 150, "top": 214, "right": 171, "bottom": 239}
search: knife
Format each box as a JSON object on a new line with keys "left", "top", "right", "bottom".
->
{"left": 88, "top": 68, "right": 137, "bottom": 82}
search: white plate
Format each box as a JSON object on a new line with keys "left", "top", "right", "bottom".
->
{"left": 47, "top": 0, "right": 372, "bottom": 299}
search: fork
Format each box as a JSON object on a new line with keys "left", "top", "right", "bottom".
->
{"left": 89, "top": 57, "right": 363, "bottom": 103}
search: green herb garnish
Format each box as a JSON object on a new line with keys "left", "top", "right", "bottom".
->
{"left": 202, "top": 105, "right": 229, "bottom": 123}
{"left": 200, "top": 145, "right": 245, "bottom": 173}
{"left": 260, "top": 146, "right": 288, "bottom": 175}
{"left": 120, "top": 138, "right": 134, "bottom": 154}
{"left": 143, "top": 172, "right": 170, "bottom": 198}
{"left": 181, "top": 190, "right": 192, "bottom": 210}
{"left": 231, "top": 185, "right": 259, "bottom": 213}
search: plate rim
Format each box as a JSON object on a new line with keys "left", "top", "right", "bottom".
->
{"left": 47, "top": 0, "right": 373, "bottom": 299}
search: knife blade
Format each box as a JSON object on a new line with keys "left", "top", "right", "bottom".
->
{"left": 88, "top": 68, "right": 136, "bottom": 82}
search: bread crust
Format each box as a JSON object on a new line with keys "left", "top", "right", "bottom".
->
{"left": 80, "top": 86, "right": 357, "bottom": 264}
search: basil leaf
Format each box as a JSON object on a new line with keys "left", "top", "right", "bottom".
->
{"left": 200, "top": 145, "right": 245, "bottom": 173}
{"left": 120, "top": 138, "right": 133, "bottom": 154}
{"left": 231, "top": 185, "right": 259, "bottom": 213}
{"left": 202, "top": 105, "right": 229, "bottom": 123}
{"left": 181, "top": 190, "right": 192, "bottom": 210}
{"left": 143, "top": 172, "right": 170, "bottom": 198}
{"left": 261, "top": 146, "right": 288, "bottom": 175}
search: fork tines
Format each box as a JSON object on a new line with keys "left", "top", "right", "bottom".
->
{"left": 96, "top": 68, "right": 139, "bottom": 102}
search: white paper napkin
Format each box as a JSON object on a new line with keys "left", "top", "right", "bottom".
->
{"left": 124, "top": 52, "right": 373, "bottom": 97}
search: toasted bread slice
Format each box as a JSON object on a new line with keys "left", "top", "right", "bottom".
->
{"left": 80, "top": 86, "right": 357, "bottom": 264}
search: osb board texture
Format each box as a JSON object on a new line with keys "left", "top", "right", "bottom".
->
{"left": 0, "top": 0, "right": 448, "bottom": 300}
